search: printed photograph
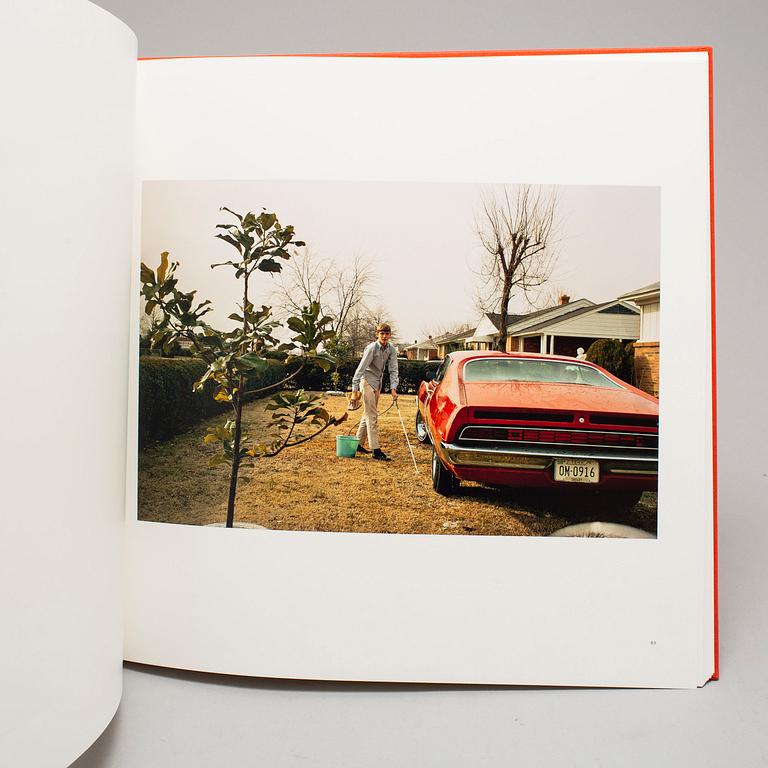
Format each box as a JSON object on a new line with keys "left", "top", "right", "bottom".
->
{"left": 138, "top": 180, "right": 660, "bottom": 538}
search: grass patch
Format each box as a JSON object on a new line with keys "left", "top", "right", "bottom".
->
{"left": 138, "top": 394, "right": 656, "bottom": 536}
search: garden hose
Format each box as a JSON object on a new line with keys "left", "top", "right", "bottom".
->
{"left": 340, "top": 396, "right": 420, "bottom": 474}
{"left": 343, "top": 397, "right": 396, "bottom": 436}
{"left": 395, "top": 400, "right": 420, "bottom": 474}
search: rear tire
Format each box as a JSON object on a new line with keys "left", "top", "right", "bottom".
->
{"left": 432, "top": 447, "right": 458, "bottom": 495}
{"left": 415, "top": 406, "right": 431, "bottom": 444}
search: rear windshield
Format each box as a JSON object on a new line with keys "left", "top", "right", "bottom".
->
{"left": 463, "top": 358, "right": 622, "bottom": 389}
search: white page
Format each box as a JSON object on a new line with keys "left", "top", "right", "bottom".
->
{"left": 126, "top": 52, "right": 715, "bottom": 687}
{"left": 0, "top": 1, "right": 136, "bottom": 764}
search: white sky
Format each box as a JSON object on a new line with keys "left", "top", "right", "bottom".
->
{"left": 141, "top": 181, "right": 659, "bottom": 344}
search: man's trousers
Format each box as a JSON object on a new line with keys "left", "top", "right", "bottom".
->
{"left": 355, "top": 379, "right": 381, "bottom": 450}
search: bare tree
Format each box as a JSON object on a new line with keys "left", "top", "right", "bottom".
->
{"left": 476, "top": 185, "right": 559, "bottom": 351}
{"left": 343, "top": 309, "right": 368, "bottom": 356}
{"left": 535, "top": 284, "right": 573, "bottom": 310}
{"left": 341, "top": 303, "right": 395, "bottom": 355}
{"left": 139, "top": 300, "right": 164, "bottom": 340}
{"left": 331, "top": 254, "right": 373, "bottom": 338}
{"left": 273, "top": 247, "right": 334, "bottom": 317}
{"left": 274, "top": 250, "right": 374, "bottom": 344}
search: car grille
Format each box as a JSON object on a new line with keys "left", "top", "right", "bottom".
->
{"left": 460, "top": 425, "right": 657, "bottom": 450}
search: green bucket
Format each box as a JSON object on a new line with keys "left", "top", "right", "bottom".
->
{"left": 336, "top": 435, "right": 359, "bottom": 458}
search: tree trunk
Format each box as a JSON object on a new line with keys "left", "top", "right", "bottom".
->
{"left": 225, "top": 393, "right": 243, "bottom": 528}
{"left": 227, "top": 271, "right": 250, "bottom": 529}
{"left": 497, "top": 282, "right": 511, "bottom": 352}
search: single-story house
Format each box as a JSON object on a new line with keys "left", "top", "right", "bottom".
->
{"left": 413, "top": 290, "right": 651, "bottom": 365}
{"left": 505, "top": 298, "right": 640, "bottom": 357}
{"left": 403, "top": 337, "right": 439, "bottom": 361}
{"left": 617, "top": 281, "right": 660, "bottom": 396}
{"left": 465, "top": 313, "right": 503, "bottom": 351}
{"left": 434, "top": 327, "right": 476, "bottom": 358}
{"left": 464, "top": 295, "right": 640, "bottom": 357}
{"left": 405, "top": 328, "right": 475, "bottom": 360}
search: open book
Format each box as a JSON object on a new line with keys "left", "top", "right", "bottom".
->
{"left": 2, "top": 2, "right": 717, "bottom": 766}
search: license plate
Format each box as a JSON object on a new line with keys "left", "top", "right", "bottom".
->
{"left": 554, "top": 458, "right": 599, "bottom": 484}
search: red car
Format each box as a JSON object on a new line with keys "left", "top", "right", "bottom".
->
{"left": 416, "top": 351, "right": 659, "bottom": 504}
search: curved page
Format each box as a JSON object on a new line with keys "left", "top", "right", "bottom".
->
{"left": 0, "top": 1, "right": 136, "bottom": 765}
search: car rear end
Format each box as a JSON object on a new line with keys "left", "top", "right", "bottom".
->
{"left": 440, "top": 404, "right": 658, "bottom": 491}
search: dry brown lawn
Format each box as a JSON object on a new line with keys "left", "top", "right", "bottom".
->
{"left": 138, "top": 394, "right": 657, "bottom": 536}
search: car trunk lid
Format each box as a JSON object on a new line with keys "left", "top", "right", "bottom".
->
{"left": 461, "top": 381, "right": 658, "bottom": 419}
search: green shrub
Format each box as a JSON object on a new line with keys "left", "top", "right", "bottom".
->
{"left": 286, "top": 357, "right": 334, "bottom": 391}
{"left": 138, "top": 357, "right": 287, "bottom": 446}
{"left": 585, "top": 339, "right": 635, "bottom": 384}
{"left": 389, "top": 359, "right": 441, "bottom": 393}
{"left": 287, "top": 357, "right": 441, "bottom": 394}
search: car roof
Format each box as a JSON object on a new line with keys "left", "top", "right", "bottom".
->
{"left": 446, "top": 350, "right": 598, "bottom": 366}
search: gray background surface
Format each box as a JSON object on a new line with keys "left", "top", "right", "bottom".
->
{"left": 77, "top": 1, "right": 767, "bottom": 765}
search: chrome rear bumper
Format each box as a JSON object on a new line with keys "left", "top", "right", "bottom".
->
{"left": 441, "top": 441, "right": 658, "bottom": 474}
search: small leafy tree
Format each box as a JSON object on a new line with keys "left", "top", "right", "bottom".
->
{"left": 140, "top": 207, "right": 346, "bottom": 527}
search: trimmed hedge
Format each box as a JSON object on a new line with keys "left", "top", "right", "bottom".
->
{"left": 139, "top": 358, "right": 220, "bottom": 447}
{"left": 138, "top": 357, "right": 288, "bottom": 447}
{"left": 138, "top": 356, "right": 441, "bottom": 447}
{"left": 289, "top": 358, "right": 441, "bottom": 394}
{"left": 387, "top": 359, "right": 442, "bottom": 393}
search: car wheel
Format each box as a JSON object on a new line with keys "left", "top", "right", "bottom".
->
{"left": 415, "top": 407, "right": 431, "bottom": 444}
{"left": 432, "top": 447, "right": 458, "bottom": 495}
